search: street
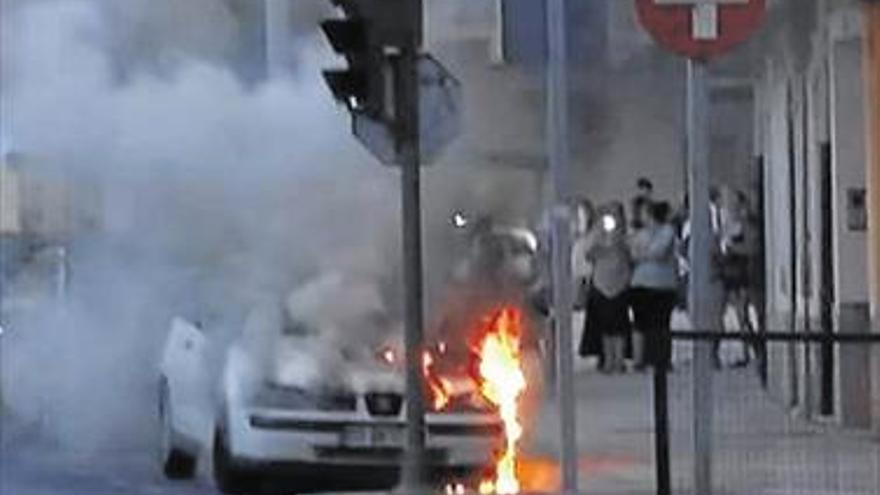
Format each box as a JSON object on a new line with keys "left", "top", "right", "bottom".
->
{"left": 5, "top": 354, "right": 878, "bottom": 495}
{"left": 0, "top": 364, "right": 651, "bottom": 495}
{"left": 1, "top": 425, "right": 213, "bottom": 495}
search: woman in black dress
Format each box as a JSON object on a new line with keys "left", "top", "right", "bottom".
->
{"left": 580, "top": 203, "right": 632, "bottom": 372}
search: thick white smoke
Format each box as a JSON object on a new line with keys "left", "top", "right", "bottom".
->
{"left": 0, "top": 0, "right": 400, "bottom": 453}
{"left": 0, "top": 0, "right": 546, "bottom": 456}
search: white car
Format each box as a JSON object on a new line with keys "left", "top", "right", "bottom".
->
{"left": 158, "top": 288, "right": 502, "bottom": 494}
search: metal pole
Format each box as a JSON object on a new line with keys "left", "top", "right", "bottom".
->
{"left": 547, "top": 0, "right": 578, "bottom": 493}
{"left": 653, "top": 366, "right": 671, "bottom": 495}
{"left": 401, "top": 1, "right": 425, "bottom": 491}
{"left": 687, "top": 58, "right": 714, "bottom": 495}
{"left": 401, "top": 145, "right": 426, "bottom": 493}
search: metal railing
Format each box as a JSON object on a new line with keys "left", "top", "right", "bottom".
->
{"left": 651, "top": 329, "right": 880, "bottom": 495}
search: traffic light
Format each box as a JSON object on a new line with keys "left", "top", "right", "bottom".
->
{"left": 320, "top": 12, "right": 371, "bottom": 112}
{"left": 321, "top": 0, "right": 421, "bottom": 122}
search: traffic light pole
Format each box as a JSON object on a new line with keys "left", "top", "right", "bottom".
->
{"left": 398, "top": 2, "right": 426, "bottom": 491}
{"left": 320, "top": 0, "right": 427, "bottom": 489}
{"left": 400, "top": 132, "right": 426, "bottom": 493}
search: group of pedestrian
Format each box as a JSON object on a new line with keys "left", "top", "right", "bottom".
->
{"left": 574, "top": 178, "right": 762, "bottom": 373}
{"left": 575, "top": 178, "right": 679, "bottom": 373}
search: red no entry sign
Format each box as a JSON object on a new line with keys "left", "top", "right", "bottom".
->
{"left": 635, "top": 0, "right": 767, "bottom": 60}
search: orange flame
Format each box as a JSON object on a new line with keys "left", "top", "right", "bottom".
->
{"left": 423, "top": 350, "right": 453, "bottom": 411}
{"left": 474, "top": 307, "right": 527, "bottom": 495}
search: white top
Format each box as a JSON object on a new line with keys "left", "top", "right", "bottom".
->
{"left": 630, "top": 224, "right": 679, "bottom": 290}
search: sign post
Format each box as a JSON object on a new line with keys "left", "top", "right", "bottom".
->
{"left": 634, "top": 2, "right": 767, "bottom": 495}
{"left": 547, "top": 0, "right": 578, "bottom": 493}
{"left": 687, "top": 57, "right": 714, "bottom": 495}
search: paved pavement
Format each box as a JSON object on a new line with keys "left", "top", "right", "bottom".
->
{"left": 528, "top": 353, "right": 880, "bottom": 495}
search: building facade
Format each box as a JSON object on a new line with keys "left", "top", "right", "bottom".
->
{"left": 753, "top": 0, "right": 880, "bottom": 430}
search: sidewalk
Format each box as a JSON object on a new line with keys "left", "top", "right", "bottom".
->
{"left": 527, "top": 360, "right": 880, "bottom": 495}
{"left": 525, "top": 366, "right": 657, "bottom": 495}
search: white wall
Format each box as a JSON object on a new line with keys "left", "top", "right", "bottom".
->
{"left": 605, "top": 0, "right": 652, "bottom": 69}
{"left": 830, "top": 39, "right": 869, "bottom": 306}
{"left": 425, "top": 0, "right": 544, "bottom": 218}
{"left": 573, "top": 70, "right": 686, "bottom": 208}
{"left": 710, "top": 91, "right": 755, "bottom": 194}
{"left": 427, "top": 0, "right": 688, "bottom": 215}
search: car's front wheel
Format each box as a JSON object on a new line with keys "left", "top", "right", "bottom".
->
{"left": 213, "top": 428, "right": 256, "bottom": 494}
{"left": 159, "top": 382, "right": 197, "bottom": 480}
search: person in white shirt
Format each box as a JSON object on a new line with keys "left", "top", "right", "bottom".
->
{"left": 629, "top": 202, "right": 679, "bottom": 370}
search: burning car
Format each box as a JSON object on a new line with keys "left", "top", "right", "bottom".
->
{"left": 157, "top": 274, "right": 504, "bottom": 494}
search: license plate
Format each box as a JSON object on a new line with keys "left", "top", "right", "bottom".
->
{"left": 341, "top": 425, "right": 403, "bottom": 448}
{"left": 370, "top": 425, "right": 403, "bottom": 447}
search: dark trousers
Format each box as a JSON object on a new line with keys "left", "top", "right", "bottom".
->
{"left": 629, "top": 287, "right": 677, "bottom": 368}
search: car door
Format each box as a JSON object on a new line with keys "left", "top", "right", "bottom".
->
{"left": 160, "top": 317, "right": 213, "bottom": 447}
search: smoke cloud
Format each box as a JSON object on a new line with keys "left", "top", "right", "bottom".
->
{"left": 0, "top": 0, "right": 553, "bottom": 456}
{"left": 0, "top": 0, "right": 400, "bottom": 453}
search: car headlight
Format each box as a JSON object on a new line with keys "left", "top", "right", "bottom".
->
{"left": 253, "top": 381, "right": 358, "bottom": 411}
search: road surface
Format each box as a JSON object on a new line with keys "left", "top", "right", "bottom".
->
{"left": 3, "top": 354, "right": 878, "bottom": 495}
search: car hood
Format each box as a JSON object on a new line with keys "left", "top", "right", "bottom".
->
{"left": 270, "top": 336, "right": 403, "bottom": 395}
